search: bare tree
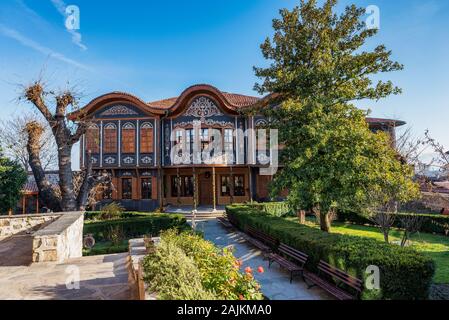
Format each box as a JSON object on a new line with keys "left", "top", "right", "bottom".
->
{"left": 424, "top": 130, "right": 449, "bottom": 179}
{"left": 0, "top": 113, "right": 57, "bottom": 171}
{"left": 400, "top": 215, "right": 423, "bottom": 247}
{"left": 369, "top": 208, "right": 396, "bottom": 244}
{"left": 21, "top": 80, "right": 109, "bottom": 212}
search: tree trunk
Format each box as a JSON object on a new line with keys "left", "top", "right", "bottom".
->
{"left": 382, "top": 229, "right": 389, "bottom": 243}
{"left": 297, "top": 210, "right": 306, "bottom": 224}
{"left": 26, "top": 122, "right": 61, "bottom": 212}
{"left": 58, "top": 146, "right": 77, "bottom": 211}
{"left": 319, "top": 211, "right": 331, "bottom": 233}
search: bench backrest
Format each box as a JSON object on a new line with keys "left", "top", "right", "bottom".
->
{"left": 318, "top": 260, "right": 363, "bottom": 293}
{"left": 278, "top": 243, "right": 308, "bottom": 265}
{"left": 246, "top": 226, "right": 277, "bottom": 247}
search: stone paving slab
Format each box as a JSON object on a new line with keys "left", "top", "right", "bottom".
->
{"left": 0, "top": 253, "right": 136, "bottom": 300}
{"left": 0, "top": 235, "right": 33, "bottom": 266}
{"left": 194, "top": 219, "right": 334, "bottom": 300}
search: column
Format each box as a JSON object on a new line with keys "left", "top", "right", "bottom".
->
{"left": 118, "top": 120, "right": 121, "bottom": 167}
{"left": 136, "top": 119, "right": 140, "bottom": 167}
{"left": 22, "top": 195, "right": 26, "bottom": 215}
{"left": 100, "top": 121, "right": 103, "bottom": 167}
{"left": 193, "top": 167, "right": 197, "bottom": 212}
{"left": 248, "top": 167, "right": 254, "bottom": 204}
{"left": 230, "top": 166, "right": 234, "bottom": 204}
{"left": 176, "top": 168, "right": 181, "bottom": 207}
{"left": 212, "top": 166, "right": 217, "bottom": 212}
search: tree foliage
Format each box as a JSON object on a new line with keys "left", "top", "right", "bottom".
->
{"left": 254, "top": 0, "right": 419, "bottom": 232}
{"left": 0, "top": 149, "right": 27, "bottom": 214}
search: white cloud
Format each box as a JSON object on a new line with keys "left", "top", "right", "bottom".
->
{"left": 0, "top": 24, "right": 90, "bottom": 71}
{"left": 50, "top": 0, "right": 87, "bottom": 51}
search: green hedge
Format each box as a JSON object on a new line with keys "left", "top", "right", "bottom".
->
{"left": 83, "top": 214, "right": 188, "bottom": 242}
{"left": 227, "top": 205, "right": 435, "bottom": 300}
{"left": 84, "top": 211, "right": 151, "bottom": 221}
{"left": 248, "top": 202, "right": 294, "bottom": 217}
{"left": 337, "top": 211, "right": 449, "bottom": 235}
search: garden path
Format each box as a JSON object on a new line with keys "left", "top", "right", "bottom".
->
{"left": 0, "top": 253, "right": 136, "bottom": 300}
{"left": 194, "top": 218, "right": 333, "bottom": 300}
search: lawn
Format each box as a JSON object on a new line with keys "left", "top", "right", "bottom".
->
{"left": 291, "top": 217, "right": 449, "bottom": 284}
{"left": 82, "top": 240, "right": 129, "bottom": 256}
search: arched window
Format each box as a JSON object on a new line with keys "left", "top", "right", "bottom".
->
{"left": 140, "top": 122, "right": 153, "bottom": 153}
{"left": 103, "top": 123, "right": 117, "bottom": 153}
{"left": 122, "top": 122, "right": 136, "bottom": 154}
{"left": 86, "top": 124, "right": 100, "bottom": 153}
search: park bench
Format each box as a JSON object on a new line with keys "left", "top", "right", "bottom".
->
{"left": 217, "top": 216, "right": 233, "bottom": 229}
{"left": 241, "top": 226, "right": 278, "bottom": 256}
{"left": 304, "top": 260, "right": 363, "bottom": 300}
{"left": 267, "top": 243, "right": 308, "bottom": 283}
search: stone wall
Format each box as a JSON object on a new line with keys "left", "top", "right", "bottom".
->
{"left": 0, "top": 214, "right": 59, "bottom": 238}
{"left": 32, "top": 212, "right": 84, "bottom": 263}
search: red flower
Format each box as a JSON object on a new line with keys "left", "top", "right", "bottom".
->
{"left": 235, "top": 259, "right": 242, "bottom": 268}
{"left": 244, "top": 266, "right": 253, "bottom": 274}
{"left": 257, "top": 266, "right": 265, "bottom": 274}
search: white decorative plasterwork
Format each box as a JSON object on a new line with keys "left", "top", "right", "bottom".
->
{"left": 141, "top": 156, "right": 153, "bottom": 164}
{"left": 173, "top": 119, "right": 234, "bottom": 129}
{"left": 100, "top": 105, "right": 138, "bottom": 117}
{"left": 123, "top": 156, "right": 135, "bottom": 164}
{"left": 104, "top": 123, "right": 117, "bottom": 130}
{"left": 255, "top": 119, "right": 268, "bottom": 127}
{"left": 104, "top": 156, "right": 116, "bottom": 164}
{"left": 141, "top": 122, "right": 153, "bottom": 129}
{"left": 184, "top": 96, "right": 223, "bottom": 122}
{"left": 91, "top": 157, "right": 98, "bottom": 164}
{"left": 122, "top": 122, "right": 135, "bottom": 130}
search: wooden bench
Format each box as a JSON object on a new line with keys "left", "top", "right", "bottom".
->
{"left": 217, "top": 216, "right": 233, "bottom": 229}
{"left": 267, "top": 243, "right": 308, "bottom": 283}
{"left": 304, "top": 260, "right": 363, "bottom": 300}
{"left": 246, "top": 226, "right": 278, "bottom": 249}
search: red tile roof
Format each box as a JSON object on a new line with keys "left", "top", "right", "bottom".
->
{"left": 147, "top": 92, "right": 260, "bottom": 109}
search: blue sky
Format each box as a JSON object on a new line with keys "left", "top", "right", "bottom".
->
{"left": 1, "top": 0, "right": 449, "bottom": 169}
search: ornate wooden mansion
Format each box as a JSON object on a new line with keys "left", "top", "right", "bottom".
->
{"left": 38, "top": 84, "right": 402, "bottom": 213}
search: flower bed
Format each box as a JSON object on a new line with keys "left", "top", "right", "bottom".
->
{"left": 142, "top": 230, "right": 264, "bottom": 300}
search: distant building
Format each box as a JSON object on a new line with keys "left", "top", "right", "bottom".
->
{"left": 17, "top": 171, "right": 59, "bottom": 214}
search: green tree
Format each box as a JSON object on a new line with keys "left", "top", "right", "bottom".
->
{"left": 254, "top": 0, "right": 419, "bottom": 232}
{"left": 0, "top": 149, "right": 27, "bottom": 214}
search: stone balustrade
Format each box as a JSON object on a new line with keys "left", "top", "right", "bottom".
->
{"left": 0, "top": 214, "right": 59, "bottom": 238}
{"left": 32, "top": 212, "right": 84, "bottom": 263}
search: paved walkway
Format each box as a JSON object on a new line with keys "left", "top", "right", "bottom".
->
{"left": 0, "top": 253, "right": 136, "bottom": 300}
{"left": 0, "top": 235, "right": 33, "bottom": 266}
{"left": 195, "top": 219, "right": 333, "bottom": 300}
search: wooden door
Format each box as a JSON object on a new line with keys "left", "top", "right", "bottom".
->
{"left": 199, "top": 172, "right": 213, "bottom": 205}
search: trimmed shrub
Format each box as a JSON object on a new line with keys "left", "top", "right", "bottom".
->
{"left": 142, "top": 240, "right": 216, "bottom": 300}
{"left": 84, "top": 211, "right": 150, "bottom": 221}
{"left": 83, "top": 214, "right": 188, "bottom": 242}
{"left": 227, "top": 205, "right": 435, "bottom": 300}
{"left": 142, "top": 230, "right": 264, "bottom": 300}
{"left": 248, "top": 202, "right": 294, "bottom": 217}
{"left": 338, "top": 210, "right": 449, "bottom": 236}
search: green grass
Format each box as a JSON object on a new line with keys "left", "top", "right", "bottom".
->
{"left": 82, "top": 240, "right": 129, "bottom": 256}
{"left": 291, "top": 217, "right": 449, "bottom": 284}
